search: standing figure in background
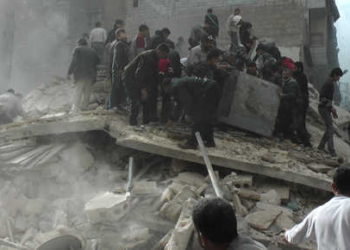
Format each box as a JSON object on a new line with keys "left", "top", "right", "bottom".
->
{"left": 131, "top": 24, "right": 150, "bottom": 59}
{"left": 205, "top": 8, "right": 220, "bottom": 39}
{"left": 318, "top": 68, "right": 344, "bottom": 157}
{"left": 68, "top": 38, "right": 100, "bottom": 113}
{"left": 106, "top": 19, "right": 124, "bottom": 45}
{"left": 147, "top": 28, "right": 171, "bottom": 50}
{"left": 226, "top": 8, "right": 241, "bottom": 47}
{"left": 175, "top": 36, "right": 187, "bottom": 58}
{"left": 89, "top": 22, "right": 107, "bottom": 61}
{"left": 187, "top": 34, "right": 214, "bottom": 71}
{"left": 108, "top": 29, "right": 130, "bottom": 112}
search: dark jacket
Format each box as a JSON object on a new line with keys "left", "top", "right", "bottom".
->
{"left": 239, "top": 21, "right": 252, "bottom": 47}
{"left": 111, "top": 40, "right": 130, "bottom": 75}
{"left": 147, "top": 34, "right": 165, "bottom": 50}
{"left": 124, "top": 50, "right": 159, "bottom": 91}
{"left": 68, "top": 45, "right": 100, "bottom": 82}
{"left": 319, "top": 77, "right": 335, "bottom": 110}
{"left": 293, "top": 71, "right": 309, "bottom": 108}
{"left": 205, "top": 13, "right": 219, "bottom": 37}
{"left": 281, "top": 78, "right": 302, "bottom": 108}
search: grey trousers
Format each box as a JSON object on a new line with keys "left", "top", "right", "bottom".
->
{"left": 318, "top": 106, "right": 335, "bottom": 153}
{"left": 71, "top": 78, "right": 94, "bottom": 112}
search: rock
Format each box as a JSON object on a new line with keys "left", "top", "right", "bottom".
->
{"left": 170, "top": 159, "right": 188, "bottom": 175}
{"left": 225, "top": 175, "right": 253, "bottom": 189}
{"left": 261, "top": 153, "right": 276, "bottom": 163}
{"left": 132, "top": 182, "right": 158, "bottom": 194}
{"left": 275, "top": 213, "right": 295, "bottom": 229}
{"left": 168, "top": 181, "right": 184, "bottom": 195}
{"left": 241, "top": 199, "right": 256, "bottom": 210}
{"left": 232, "top": 193, "right": 248, "bottom": 216}
{"left": 245, "top": 209, "right": 282, "bottom": 230}
{"left": 13, "top": 215, "right": 27, "bottom": 233}
{"left": 256, "top": 202, "right": 293, "bottom": 219}
{"left": 122, "top": 227, "right": 150, "bottom": 245}
{"left": 195, "top": 183, "right": 209, "bottom": 196}
{"left": 238, "top": 189, "right": 261, "bottom": 201}
{"left": 261, "top": 190, "right": 281, "bottom": 205}
{"left": 178, "top": 172, "right": 205, "bottom": 187}
{"left": 84, "top": 192, "right": 130, "bottom": 224}
{"left": 307, "top": 163, "right": 333, "bottom": 174}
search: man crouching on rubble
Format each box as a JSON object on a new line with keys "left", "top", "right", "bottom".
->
{"left": 283, "top": 165, "right": 350, "bottom": 249}
{"left": 163, "top": 63, "right": 220, "bottom": 150}
{"left": 68, "top": 38, "right": 100, "bottom": 113}
{"left": 193, "top": 198, "right": 267, "bottom": 250}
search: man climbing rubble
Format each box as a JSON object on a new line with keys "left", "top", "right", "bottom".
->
{"left": 124, "top": 43, "right": 170, "bottom": 126}
{"left": 283, "top": 165, "right": 350, "bottom": 250}
{"left": 317, "top": 68, "right": 344, "bottom": 157}
{"left": 193, "top": 198, "right": 267, "bottom": 250}
{"left": 108, "top": 28, "right": 130, "bottom": 112}
{"left": 0, "top": 89, "right": 25, "bottom": 125}
{"left": 67, "top": 38, "right": 100, "bottom": 113}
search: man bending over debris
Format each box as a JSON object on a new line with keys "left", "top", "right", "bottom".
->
{"left": 193, "top": 198, "right": 267, "bottom": 250}
{"left": 283, "top": 165, "right": 350, "bottom": 250}
{"left": 68, "top": 38, "right": 100, "bottom": 113}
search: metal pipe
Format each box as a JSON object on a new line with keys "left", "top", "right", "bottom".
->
{"left": 195, "top": 132, "right": 223, "bottom": 198}
{"left": 126, "top": 157, "right": 133, "bottom": 195}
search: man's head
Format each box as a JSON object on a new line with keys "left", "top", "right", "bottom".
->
{"left": 247, "top": 61, "right": 257, "bottom": 74}
{"left": 95, "top": 21, "right": 102, "bottom": 28}
{"left": 139, "top": 24, "right": 149, "bottom": 37}
{"left": 206, "top": 49, "right": 221, "bottom": 67}
{"left": 207, "top": 8, "right": 213, "bottom": 14}
{"left": 234, "top": 8, "right": 241, "bottom": 16}
{"left": 200, "top": 34, "right": 214, "bottom": 51}
{"left": 282, "top": 67, "right": 293, "bottom": 81}
{"left": 116, "top": 28, "right": 127, "bottom": 42}
{"left": 156, "top": 43, "right": 170, "bottom": 59}
{"left": 7, "top": 89, "right": 15, "bottom": 94}
{"left": 161, "top": 28, "right": 171, "bottom": 39}
{"left": 193, "top": 198, "right": 238, "bottom": 249}
{"left": 77, "top": 37, "right": 88, "bottom": 46}
{"left": 332, "top": 165, "right": 350, "bottom": 196}
{"left": 294, "top": 61, "right": 304, "bottom": 73}
{"left": 256, "top": 44, "right": 266, "bottom": 55}
{"left": 114, "top": 19, "right": 125, "bottom": 29}
{"left": 330, "top": 68, "right": 343, "bottom": 82}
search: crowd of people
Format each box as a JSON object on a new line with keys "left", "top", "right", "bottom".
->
{"left": 65, "top": 7, "right": 345, "bottom": 157}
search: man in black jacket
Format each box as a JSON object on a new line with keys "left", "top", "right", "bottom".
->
{"left": 68, "top": 38, "right": 99, "bottom": 113}
{"left": 147, "top": 28, "right": 171, "bottom": 50}
{"left": 293, "top": 62, "right": 310, "bottom": 139}
{"left": 108, "top": 28, "right": 130, "bottom": 111}
{"left": 124, "top": 43, "right": 170, "bottom": 126}
{"left": 318, "top": 68, "right": 343, "bottom": 157}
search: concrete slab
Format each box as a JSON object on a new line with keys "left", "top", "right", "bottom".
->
{"left": 219, "top": 71, "right": 280, "bottom": 137}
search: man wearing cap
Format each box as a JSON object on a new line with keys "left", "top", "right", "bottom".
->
{"left": 68, "top": 38, "right": 100, "bottom": 113}
{"left": 187, "top": 34, "right": 214, "bottom": 70}
{"left": 318, "top": 68, "right": 344, "bottom": 157}
{"left": 108, "top": 28, "right": 130, "bottom": 111}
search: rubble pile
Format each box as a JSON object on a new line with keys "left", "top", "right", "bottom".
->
{"left": 0, "top": 132, "right": 328, "bottom": 250}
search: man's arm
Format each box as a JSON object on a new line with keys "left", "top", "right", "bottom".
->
{"left": 68, "top": 48, "right": 78, "bottom": 77}
{"left": 284, "top": 212, "right": 316, "bottom": 244}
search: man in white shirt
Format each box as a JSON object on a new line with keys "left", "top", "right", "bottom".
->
{"left": 89, "top": 21, "right": 107, "bottom": 60}
{"left": 187, "top": 34, "right": 214, "bottom": 70}
{"left": 283, "top": 165, "right": 350, "bottom": 250}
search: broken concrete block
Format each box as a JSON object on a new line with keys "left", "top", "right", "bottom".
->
{"left": 196, "top": 183, "right": 209, "bottom": 196}
{"left": 168, "top": 181, "right": 184, "bottom": 195}
{"left": 261, "top": 190, "right": 281, "bottom": 205}
{"left": 232, "top": 193, "right": 248, "bottom": 217}
{"left": 13, "top": 215, "right": 27, "bottom": 234}
{"left": 132, "top": 182, "right": 158, "bottom": 195}
{"left": 171, "top": 159, "right": 188, "bottom": 175}
{"left": 307, "top": 163, "right": 333, "bottom": 174}
{"left": 225, "top": 175, "right": 253, "bottom": 189}
{"left": 261, "top": 153, "right": 276, "bottom": 164}
{"left": 22, "top": 199, "right": 46, "bottom": 217}
{"left": 275, "top": 213, "right": 295, "bottom": 230}
{"left": 161, "top": 187, "right": 175, "bottom": 203}
{"left": 238, "top": 188, "right": 261, "bottom": 201}
{"left": 61, "top": 142, "right": 94, "bottom": 174}
{"left": 165, "top": 199, "right": 196, "bottom": 250}
{"left": 241, "top": 199, "right": 256, "bottom": 210}
{"left": 178, "top": 172, "right": 205, "bottom": 187}
{"left": 256, "top": 202, "right": 293, "bottom": 219}
{"left": 122, "top": 227, "right": 150, "bottom": 246}
{"left": 84, "top": 192, "right": 129, "bottom": 224}
{"left": 245, "top": 209, "right": 282, "bottom": 230}
{"left": 218, "top": 72, "right": 281, "bottom": 137}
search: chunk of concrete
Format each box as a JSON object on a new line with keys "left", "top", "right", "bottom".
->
{"left": 275, "top": 213, "right": 295, "bottom": 230}
{"left": 245, "top": 209, "right": 282, "bottom": 230}
{"left": 84, "top": 192, "right": 129, "bottom": 224}
{"left": 224, "top": 175, "right": 253, "bottom": 189}
{"left": 122, "top": 227, "right": 150, "bottom": 245}
{"left": 256, "top": 202, "right": 293, "bottom": 219}
{"left": 178, "top": 172, "right": 205, "bottom": 187}
{"left": 132, "top": 182, "right": 158, "bottom": 195}
{"left": 238, "top": 189, "right": 261, "bottom": 201}
{"left": 232, "top": 193, "right": 248, "bottom": 217}
{"left": 171, "top": 159, "right": 188, "bottom": 175}
{"left": 261, "top": 190, "right": 281, "bottom": 205}
{"left": 165, "top": 199, "right": 196, "bottom": 250}
{"left": 218, "top": 72, "right": 281, "bottom": 137}
{"left": 307, "top": 163, "right": 333, "bottom": 174}
{"left": 61, "top": 142, "right": 94, "bottom": 174}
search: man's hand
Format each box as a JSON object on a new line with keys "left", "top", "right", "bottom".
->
{"left": 281, "top": 229, "right": 290, "bottom": 244}
{"left": 332, "top": 107, "right": 338, "bottom": 119}
{"left": 141, "top": 88, "right": 148, "bottom": 101}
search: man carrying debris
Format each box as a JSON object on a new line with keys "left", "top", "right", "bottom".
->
{"left": 283, "top": 165, "right": 350, "bottom": 249}
{"left": 131, "top": 24, "right": 150, "bottom": 59}
{"left": 193, "top": 198, "right": 267, "bottom": 250}
{"left": 0, "top": 89, "right": 25, "bottom": 125}
{"left": 108, "top": 28, "right": 130, "bottom": 112}
{"left": 187, "top": 34, "right": 214, "bottom": 72}
{"left": 124, "top": 43, "right": 170, "bottom": 126}
{"left": 89, "top": 22, "right": 107, "bottom": 60}
{"left": 317, "top": 68, "right": 344, "bottom": 157}
{"left": 68, "top": 38, "right": 100, "bottom": 113}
